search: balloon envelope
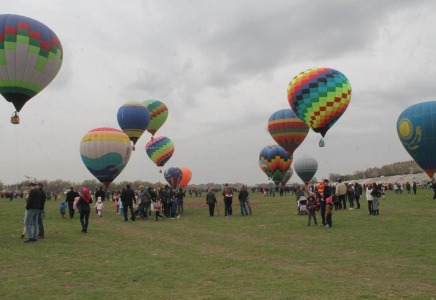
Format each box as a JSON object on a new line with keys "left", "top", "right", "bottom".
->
{"left": 0, "top": 14, "right": 63, "bottom": 112}
{"left": 397, "top": 101, "right": 436, "bottom": 179}
{"left": 142, "top": 100, "right": 168, "bottom": 137}
{"left": 287, "top": 68, "right": 351, "bottom": 138}
{"left": 280, "top": 167, "right": 293, "bottom": 187}
{"left": 117, "top": 101, "right": 150, "bottom": 146}
{"left": 259, "top": 145, "right": 293, "bottom": 185}
{"left": 179, "top": 167, "right": 192, "bottom": 187}
{"left": 268, "top": 109, "right": 309, "bottom": 155}
{"left": 294, "top": 155, "right": 318, "bottom": 185}
{"left": 164, "top": 167, "right": 183, "bottom": 188}
{"left": 80, "top": 128, "right": 132, "bottom": 188}
{"left": 145, "top": 136, "right": 174, "bottom": 167}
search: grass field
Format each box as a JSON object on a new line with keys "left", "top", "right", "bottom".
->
{"left": 1, "top": 189, "right": 435, "bottom": 299}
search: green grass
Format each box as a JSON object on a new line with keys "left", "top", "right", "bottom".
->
{"left": 1, "top": 190, "right": 436, "bottom": 299}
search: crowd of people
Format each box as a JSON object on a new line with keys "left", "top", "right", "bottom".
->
{"left": 17, "top": 177, "right": 429, "bottom": 242}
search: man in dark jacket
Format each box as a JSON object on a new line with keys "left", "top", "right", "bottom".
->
{"left": 238, "top": 186, "right": 249, "bottom": 216}
{"left": 36, "top": 183, "right": 46, "bottom": 239}
{"left": 95, "top": 186, "right": 106, "bottom": 202}
{"left": 206, "top": 187, "right": 217, "bottom": 216}
{"left": 121, "top": 184, "right": 136, "bottom": 221}
{"left": 25, "top": 183, "right": 42, "bottom": 242}
{"left": 65, "top": 187, "right": 77, "bottom": 218}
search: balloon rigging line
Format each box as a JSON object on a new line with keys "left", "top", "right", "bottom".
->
{"left": 14, "top": 124, "right": 20, "bottom": 189}
{"left": 22, "top": 122, "right": 68, "bottom": 179}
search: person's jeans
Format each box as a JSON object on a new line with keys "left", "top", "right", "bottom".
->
{"left": 326, "top": 214, "right": 332, "bottom": 227}
{"left": 143, "top": 202, "right": 150, "bottom": 218}
{"left": 208, "top": 203, "right": 215, "bottom": 216}
{"left": 38, "top": 210, "right": 45, "bottom": 237}
{"left": 80, "top": 210, "right": 90, "bottom": 229}
{"left": 349, "top": 196, "right": 354, "bottom": 208}
{"left": 320, "top": 204, "right": 326, "bottom": 225}
{"left": 245, "top": 199, "right": 252, "bottom": 215}
{"left": 308, "top": 210, "right": 317, "bottom": 225}
{"left": 239, "top": 201, "right": 248, "bottom": 215}
{"left": 225, "top": 198, "right": 233, "bottom": 216}
{"left": 338, "top": 195, "right": 346, "bottom": 209}
{"left": 68, "top": 202, "right": 75, "bottom": 218}
{"left": 178, "top": 200, "right": 184, "bottom": 214}
{"left": 25, "top": 209, "right": 39, "bottom": 239}
{"left": 171, "top": 200, "right": 179, "bottom": 218}
{"left": 124, "top": 203, "right": 135, "bottom": 221}
{"left": 355, "top": 196, "right": 360, "bottom": 209}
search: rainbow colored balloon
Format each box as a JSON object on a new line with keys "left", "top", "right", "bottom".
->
{"left": 164, "top": 167, "right": 183, "bottom": 188}
{"left": 259, "top": 145, "right": 293, "bottom": 185}
{"left": 145, "top": 136, "right": 174, "bottom": 167}
{"left": 0, "top": 14, "right": 63, "bottom": 113}
{"left": 397, "top": 102, "right": 436, "bottom": 179}
{"left": 117, "top": 101, "right": 150, "bottom": 149}
{"left": 179, "top": 167, "right": 192, "bottom": 187}
{"left": 80, "top": 128, "right": 132, "bottom": 188}
{"left": 287, "top": 68, "right": 352, "bottom": 138}
{"left": 268, "top": 109, "right": 309, "bottom": 155}
{"left": 142, "top": 100, "right": 168, "bottom": 137}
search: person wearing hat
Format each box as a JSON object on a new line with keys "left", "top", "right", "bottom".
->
{"left": 36, "top": 182, "right": 46, "bottom": 239}
{"left": 306, "top": 195, "right": 319, "bottom": 226}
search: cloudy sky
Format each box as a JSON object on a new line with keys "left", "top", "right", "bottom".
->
{"left": 1, "top": 0, "right": 435, "bottom": 186}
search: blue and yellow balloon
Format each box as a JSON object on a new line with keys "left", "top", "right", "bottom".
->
{"left": 397, "top": 101, "right": 436, "bottom": 179}
{"left": 117, "top": 101, "right": 150, "bottom": 150}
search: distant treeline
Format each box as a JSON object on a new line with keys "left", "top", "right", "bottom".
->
{"left": 328, "top": 160, "right": 423, "bottom": 182}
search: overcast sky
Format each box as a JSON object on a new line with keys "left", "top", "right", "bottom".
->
{"left": 1, "top": 0, "right": 435, "bottom": 186}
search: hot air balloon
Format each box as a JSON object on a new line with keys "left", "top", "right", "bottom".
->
{"left": 259, "top": 145, "right": 293, "bottom": 185}
{"left": 268, "top": 109, "right": 309, "bottom": 155}
{"left": 80, "top": 128, "right": 132, "bottom": 188}
{"left": 164, "top": 167, "right": 183, "bottom": 188}
{"left": 145, "top": 136, "right": 174, "bottom": 172}
{"left": 117, "top": 101, "right": 150, "bottom": 150}
{"left": 280, "top": 167, "right": 294, "bottom": 187}
{"left": 0, "top": 14, "right": 63, "bottom": 124}
{"left": 287, "top": 68, "right": 352, "bottom": 144}
{"left": 179, "top": 167, "right": 192, "bottom": 187}
{"left": 397, "top": 101, "right": 436, "bottom": 179}
{"left": 294, "top": 155, "right": 318, "bottom": 185}
{"left": 142, "top": 100, "right": 168, "bottom": 138}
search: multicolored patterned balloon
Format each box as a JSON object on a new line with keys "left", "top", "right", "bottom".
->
{"left": 80, "top": 128, "right": 132, "bottom": 188}
{"left": 117, "top": 101, "right": 150, "bottom": 149}
{"left": 294, "top": 155, "right": 318, "bottom": 185}
{"left": 179, "top": 167, "right": 192, "bottom": 187}
{"left": 259, "top": 145, "right": 293, "bottom": 185}
{"left": 145, "top": 136, "right": 174, "bottom": 167}
{"left": 0, "top": 14, "right": 63, "bottom": 112}
{"left": 280, "top": 167, "right": 293, "bottom": 187}
{"left": 268, "top": 109, "right": 309, "bottom": 155}
{"left": 397, "top": 102, "right": 436, "bottom": 179}
{"left": 142, "top": 100, "right": 168, "bottom": 137}
{"left": 164, "top": 167, "right": 183, "bottom": 188}
{"left": 287, "top": 68, "right": 352, "bottom": 137}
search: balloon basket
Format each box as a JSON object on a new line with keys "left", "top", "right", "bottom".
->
{"left": 319, "top": 138, "right": 325, "bottom": 147}
{"left": 132, "top": 145, "right": 136, "bottom": 151}
{"left": 159, "top": 170, "right": 162, "bottom": 174}
{"left": 11, "top": 113, "right": 20, "bottom": 125}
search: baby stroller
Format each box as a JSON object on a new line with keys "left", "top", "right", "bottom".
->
{"left": 298, "top": 196, "right": 308, "bottom": 215}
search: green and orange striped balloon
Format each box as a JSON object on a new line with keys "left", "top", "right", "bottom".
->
{"left": 142, "top": 100, "right": 168, "bottom": 137}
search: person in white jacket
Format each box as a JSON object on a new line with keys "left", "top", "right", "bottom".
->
{"left": 365, "top": 185, "right": 373, "bottom": 216}
{"left": 94, "top": 197, "right": 105, "bottom": 217}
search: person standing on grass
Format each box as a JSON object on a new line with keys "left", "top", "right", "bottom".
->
{"left": 171, "top": 189, "right": 181, "bottom": 220}
{"left": 336, "top": 179, "right": 347, "bottom": 210}
{"left": 238, "top": 186, "right": 249, "bottom": 216}
{"left": 370, "top": 183, "right": 381, "bottom": 216}
{"left": 306, "top": 195, "right": 318, "bottom": 226}
{"left": 95, "top": 186, "right": 106, "bottom": 202}
{"left": 160, "top": 185, "right": 170, "bottom": 218}
{"left": 121, "top": 185, "right": 136, "bottom": 221}
{"left": 66, "top": 187, "right": 77, "bottom": 219}
{"left": 245, "top": 188, "right": 252, "bottom": 215}
{"left": 347, "top": 183, "right": 355, "bottom": 210}
{"left": 24, "top": 183, "right": 42, "bottom": 243}
{"left": 36, "top": 183, "right": 46, "bottom": 239}
{"left": 354, "top": 182, "right": 361, "bottom": 209}
{"left": 413, "top": 182, "right": 417, "bottom": 195}
{"left": 78, "top": 187, "right": 93, "bottom": 233}
{"left": 366, "top": 184, "right": 374, "bottom": 215}
{"left": 59, "top": 201, "right": 67, "bottom": 219}
{"left": 206, "top": 187, "right": 217, "bottom": 216}
{"left": 94, "top": 197, "right": 104, "bottom": 217}
{"left": 320, "top": 179, "right": 332, "bottom": 226}
{"left": 176, "top": 187, "right": 185, "bottom": 214}
{"left": 223, "top": 184, "right": 233, "bottom": 217}
{"left": 325, "top": 197, "right": 333, "bottom": 227}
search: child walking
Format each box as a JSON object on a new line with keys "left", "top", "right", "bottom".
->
{"left": 155, "top": 200, "right": 164, "bottom": 221}
{"left": 94, "top": 197, "right": 104, "bottom": 217}
{"left": 118, "top": 197, "right": 124, "bottom": 216}
{"left": 326, "top": 197, "right": 333, "bottom": 227}
{"left": 59, "top": 201, "right": 67, "bottom": 219}
{"left": 307, "top": 195, "right": 318, "bottom": 226}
